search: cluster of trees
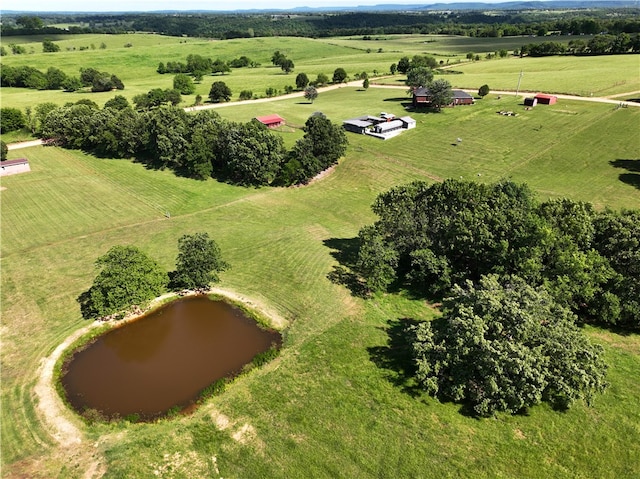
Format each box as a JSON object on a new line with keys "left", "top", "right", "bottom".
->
{"left": 397, "top": 58, "right": 454, "bottom": 111}
{"left": 271, "top": 50, "right": 295, "bottom": 73}
{"left": 40, "top": 102, "right": 347, "bottom": 186}
{"left": 355, "top": 180, "right": 639, "bottom": 328}
{"left": 133, "top": 88, "right": 183, "bottom": 109}
{"left": 157, "top": 54, "right": 233, "bottom": 78}
{"left": 411, "top": 275, "right": 608, "bottom": 416}
{"left": 353, "top": 179, "right": 638, "bottom": 415}
{"left": 521, "top": 33, "right": 640, "bottom": 56}
{"left": 2, "top": 11, "right": 639, "bottom": 41}
{"left": 295, "top": 72, "right": 329, "bottom": 89}
{"left": 395, "top": 54, "right": 438, "bottom": 75}
{"left": 0, "top": 65, "right": 124, "bottom": 92}
{"left": 42, "top": 39, "right": 61, "bottom": 52}
{"left": 78, "top": 232, "right": 229, "bottom": 320}
{"left": 1, "top": 108, "right": 27, "bottom": 133}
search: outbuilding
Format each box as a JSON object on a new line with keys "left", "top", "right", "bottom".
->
{"left": 452, "top": 90, "right": 474, "bottom": 105}
{"left": 399, "top": 116, "right": 416, "bottom": 129}
{"left": 0, "top": 158, "right": 30, "bottom": 177}
{"left": 373, "top": 119, "right": 404, "bottom": 134}
{"left": 534, "top": 94, "right": 558, "bottom": 105}
{"left": 343, "top": 118, "right": 372, "bottom": 134}
{"left": 255, "top": 114, "right": 285, "bottom": 128}
{"left": 524, "top": 97, "right": 538, "bottom": 107}
{"left": 413, "top": 87, "right": 475, "bottom": 107}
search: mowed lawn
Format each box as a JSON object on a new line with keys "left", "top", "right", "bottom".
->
{"left": 2, "top": 33, "right": 638, "bottom": 114}
{"left": 0, "top": 34, "right": 399, "bottom": 110}
{"left": 2, "top": 82, "right": 640, "bottom": 477}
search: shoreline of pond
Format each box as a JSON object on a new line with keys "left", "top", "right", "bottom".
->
{"left": 38, "top": 289, "right": 287, "bottom": 436}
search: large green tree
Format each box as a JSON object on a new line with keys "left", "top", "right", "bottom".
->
{"left": 209, "top": 81, "right": 232, "bottom": 102}
{"left": 216, "top": 121, "right": 286, "bottom": 186}
{"left": 144, "top": 106, "right": 190, "bottom": 169}
{"left": 412, "top": 275, "right": 608, "bottom": 416}
{"left": 300, "top": 115, "right": 348, "bottom": 170}
{"left": 42, "top": 39, "right": 60, "bottom": 53}
{"left": 428, "top": 79, "right": 453, "bottom": 111}
{"left": 78, "top": 245, "right": 168, "bottom": 320}
{"left": 280, "top": 59, "right": 295, "bottom": 74}
{"left": 172, "top": 232, "right": 230, "bottom": 290}
{"left": 405, "top": 67, "right": 434, "bottom": 89}
{"left": 0, "top": 108, "right": 26, "bottom": 133}
{"left": 295, "top": 72, "right": 309, "bottom": 89}
{"left": 332, "top": 67, "right": 347, "bottom": 83}
{"left": 397, "top": 56, "right": 411, "bottom": 74}
{"left": 173, "top": 73, "right": 196, "bottom": 95}
{"left": 303, "top": 85, "right": 318, "bottom": 103}
{"left": 593, "top": 210, "right": 640, "bottom": 327}
{"left": 45, "top": 67, "right": 66, "bottom": 89}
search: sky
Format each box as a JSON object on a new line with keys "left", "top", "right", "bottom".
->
{"left": 5, "top": 0, "right": 507, "bottom": 13}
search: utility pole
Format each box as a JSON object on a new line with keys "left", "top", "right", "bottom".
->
{"left": 515, "top": 70, "right": 524, "bottom": 98}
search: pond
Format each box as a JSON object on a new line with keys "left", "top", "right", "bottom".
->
{"left": 60, "top": 296, "right": 281, "bottom": 421}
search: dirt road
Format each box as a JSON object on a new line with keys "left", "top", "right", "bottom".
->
{"left": 5, "top": 84, "right": 638, "bottom": 151}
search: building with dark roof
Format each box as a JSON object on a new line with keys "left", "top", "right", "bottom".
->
{"left": 413, "top": 87, "right": 475, "bottom": 107}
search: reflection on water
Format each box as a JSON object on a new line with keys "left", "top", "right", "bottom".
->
{"left": 61, "top": 296, "right": 281, "bottom": 419}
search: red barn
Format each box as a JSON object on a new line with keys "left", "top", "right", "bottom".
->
{"left": 255, "top": 114, "right": 285, "bottom": 128}
{"left": 534, "top": 94, "right": 557, "bottom": 105}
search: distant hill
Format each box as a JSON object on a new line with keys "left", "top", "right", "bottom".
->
{"left": 2, "top": 1, "right": 639, "bottom": 14}
{"left": 288, "top": 2, "right": 639, "bottom": 12}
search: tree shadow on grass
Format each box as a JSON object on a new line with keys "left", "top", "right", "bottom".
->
{"left": 367, "top": 318, "right": 425, "bottom": 398}
{"left": 323, "top": 237, "right": 369, "bottom": 298}
{"left": 610, "top": 159, "right": 640, "bottom": 190}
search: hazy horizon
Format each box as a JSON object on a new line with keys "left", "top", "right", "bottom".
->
{"left": 3, "top": 0, "right": 542, "bottom": 14}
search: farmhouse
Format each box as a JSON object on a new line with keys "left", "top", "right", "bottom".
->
{"left": 255, "top": 114, "right": 285, "bottom": 128}
{"left": 452, "top": 90, "right": 475, "bottom": 105}
{"left": 0, "top": 158, "right": 30, "bottom": 177}
{"left": 413, "top": 87, "right": 475, "bottom": 107}
{"left": 343, "top": 113, "right": 416, "bottom": 139}
{"left": 534, "top": 93, "right": 558, "bottom": 105}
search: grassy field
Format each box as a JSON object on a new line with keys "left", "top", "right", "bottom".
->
{"left": 2, "top": 78, "right": 640, "bottom": 478}
{"left": 2, "top": 33, "right": 637, "bottom": 115}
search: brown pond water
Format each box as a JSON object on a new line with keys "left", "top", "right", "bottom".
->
{"left": 61, "top": 296, "right": 281, "bottom": 420}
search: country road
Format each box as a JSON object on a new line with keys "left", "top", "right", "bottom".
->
{"left": 6, "top": 83, "right": 638, "bottom": 151}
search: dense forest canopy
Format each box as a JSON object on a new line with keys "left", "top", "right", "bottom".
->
{"left": 2, "top": 8, "right": 639, "bottom": 39}
{"left": 353, "top": 180, "right": 640, "bottom": 331}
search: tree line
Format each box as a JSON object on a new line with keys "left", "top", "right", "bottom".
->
{"left": 1, "top": 10, "right": 639, "bottom": 41}
{"left": 347, "top": 179, "right": 638, "bottom": 416}
{"left": 78, "top": 232, "right": 229, "bottom": 320}
{"left": 354, "top": 179, "right": 639, "bottom": 330}
{"left": 520, "top": 33, "right": 640, "bottom": 56}
{"left": 38, "top": 101, "right": 347, "bottom": 187}
{"left": 0, "top": 65, "right": 124, "bottom": 92}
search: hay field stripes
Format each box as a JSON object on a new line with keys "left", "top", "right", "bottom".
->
{"left": 2, "top": 45, "right": 640, "bottom": 478}
{"left": 2, "top": 34, "right": 639, "bottom": 111}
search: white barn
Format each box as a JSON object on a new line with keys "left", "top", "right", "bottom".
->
{"left": 0, "top": 158, "right": 30, "bottom": 177}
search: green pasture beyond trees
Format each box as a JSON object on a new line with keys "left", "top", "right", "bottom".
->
{"left": 2, "top": 83, "right": 639, "bottom": 478}
{"left": 1, "top": 33, "right": 638, "bottom": 118}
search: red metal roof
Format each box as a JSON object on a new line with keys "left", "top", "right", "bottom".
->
{"left": 534, "top": 94, "right": 557, "bottom": 99}
{"left": 255, "top": 114, "right": 285, "bottom": 125}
